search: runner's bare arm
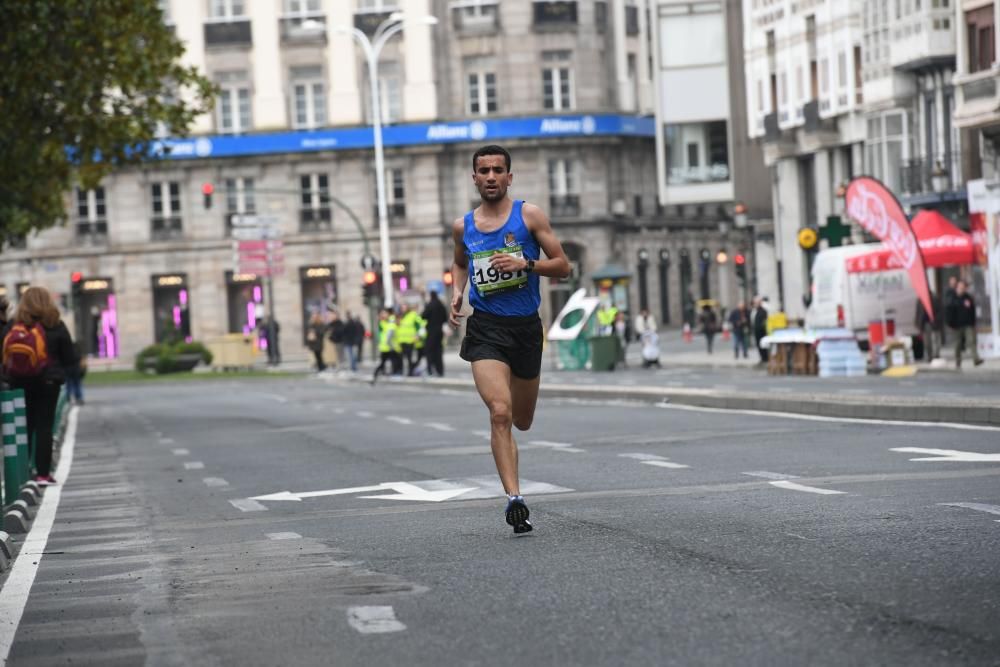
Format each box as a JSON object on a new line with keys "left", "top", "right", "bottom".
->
{"left": 488, "top": 202, "right": 570, "bottom": 278}
{"left": 450, "top": 217, "right": 469, "bottom": 327}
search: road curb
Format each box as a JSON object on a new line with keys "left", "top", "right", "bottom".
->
{"left": 350, "top": 376, "right": 1000, "bottom": 427}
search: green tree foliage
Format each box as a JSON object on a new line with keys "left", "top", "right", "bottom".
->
{"left": 0, "top": 0, "right": 215, "bottom": 238}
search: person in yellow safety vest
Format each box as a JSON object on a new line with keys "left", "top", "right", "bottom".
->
{"left": 396, "top": 303, "right": 422, "bottom": 377}
{"left": 371, "top": 309, "right": 401, "bottom": 385}
{"left": 411, "top": 312, "right": 429, "bottom": 376}
{"left": 596, "top": 304, "right": 618, "bottom": 336}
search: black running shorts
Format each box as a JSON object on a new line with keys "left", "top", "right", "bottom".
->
{"left": 460, "top": 310, "right": 544, "bottom": 380}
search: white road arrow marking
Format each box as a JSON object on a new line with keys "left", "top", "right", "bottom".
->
{"left": 348, "top": 606, "right": 406, "bottom": 634}
{"left": 250, "top": 481, "right": 473, "bottom": 503}
{"left": 890, "top": 447, "right": 1000, "bottom": 462}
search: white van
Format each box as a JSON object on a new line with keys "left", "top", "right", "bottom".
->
{"left": 805, "top": 244, "right": 920, "bottom": 344}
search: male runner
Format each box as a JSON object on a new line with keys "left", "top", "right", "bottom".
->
{"left": 449, "top": 145, "right": 571, "bottom": 533}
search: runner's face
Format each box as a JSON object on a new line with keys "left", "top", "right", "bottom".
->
{"left": 473, "top": 155, "right": 512, "bottom": 203}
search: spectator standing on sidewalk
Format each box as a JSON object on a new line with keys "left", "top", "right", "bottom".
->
{"left": 633, "top": 308, "right": 657, "bottom": 340}
{"left": 64, "top": 341, "right": 85, "bottom": 405}
{"left": 305, "top": 312, "right": 327, "bottom": 372}
{"left": 699, "top": 304, "right": 718, "bottom": 354}
{"left": 728, "top": 302, "right": 750, "bottom": 359}
{"left": 943, "top": 275, "right": 958, "bottom": 347}
{"left": 328, "top": 310, "right": 347, "bottom": 369}
{"left": 751, "top": 296, "right": 769, "bottom": 364}
{"left": 396, "top": 303, "right": 422, "bottom": 376}
{"left": 421, "top": 291, "right": 447, "bottom": 377}
{"left": 948, "top": 280, "right": 984, "bottom": 368}
{"left": 2, "top": 287, "right": 78, "bottom": 485}
{"left": 347, "top": 314, "right": 365, "bottom": 371}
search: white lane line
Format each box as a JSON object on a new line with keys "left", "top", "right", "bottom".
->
{"left": 642, "top": 460, "right": 690, "bottom": 469}
{"left": 743, "top": 471, "right": 800, "bottom": 480}
{"left": 183, "top": 461, "right": 205, "bottom": 470}
{"left": 424, "top": 422, "right": 455, "bottom": 432}
{"left": 356, "top": 411, "right": 374, "bottom": 418}
{"left": 347, "top": 606, "right": 406, "bottom": 634}
{"left": 656, "top": 402, "right": 1000, "bottom": 432}
{"left": 529, "top": 440, "right": 586, "bottom": 454}
{"left": 260, "top": 393, "right": 289, "bottom": 404}
{"left": 769, "top": 480, "right": 846, "bottom": 495}
{"left": 229, "top": 498, "right": 268, "bottom": 512}
{"left": 159, "top": 438, "right": 175, "bottom": 445}
{"left": 0, "top": 407, "right": 79, "bottom": 662}
{"left": 939, "top": 502, "right": 1000, "bottom": 516}
{"left": 473, "top": 430, "right": 491, "bottom": 440}
{"left": 171, "top": 448, "right": 190, "bottom": 456}
{"left": 386, "top": 416, "right": 414, "bottom": 425}
{"left": 203, "top": 477, "right": 229, "bottom": 488}
{"left": 266, "top": 532, "right": 302, "bottom": 540}
{"left": 334, "top": 408, "right": 346, "bottom": 415}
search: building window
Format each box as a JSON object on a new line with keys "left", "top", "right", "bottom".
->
{"left": 658, "top": 4, "right": 725, "bottom": 68}
{"left": 467, "top": 71, "right": 498, "bottom": 115}
{"left": 451, "top": 0, "right": 500, "bottom": 31}
{"left": 865, "top": 111, "right": 909, "bottom": 193}
{"left": 365, "top": 62, "right": 401, "bottom": 123}
{"left": 151, "top": 181, "right": 182, "bottom": 240}
{"left": 75, "top": 187, "right": 108, "bottom": 242}
{"left": 967, "top": 5, "right": 996, "bottom": 74}
{"left": 542, "top": 51, "right": 574, "bottom": 110}
{"left": 300, "top": 173, "right": 331, "bottom": 231}
{"left": 216, "top": 71, "right": 251, "bottom": 134}
{"left": 284, "top": 0, "right": 320, "bottom": 14}
{"left": 548, "top": 159, "right": 580, "bottom": 217}
{"left": 664, "top": 121, "right": 730, "bottom": 184}
{"left": 209, "top": 0, "right": 245, "bottom": 19}
{"left": 291, "top": 66, "right": 326, "bottom": 129}
{"left": 357, "top": 0, "right": 399, "bottom": 9}
{"left": 374, "top": 168, "right": 405, "bottom": 225}
{"left": 225, "top": 177, "right": 256, "bottom": 235}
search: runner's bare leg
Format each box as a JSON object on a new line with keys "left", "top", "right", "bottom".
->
{"left": 471, "top": 359, "right": 520, "bottom": 495}
{"left": 511, "top": 374, "right": 541, "bottom": 431}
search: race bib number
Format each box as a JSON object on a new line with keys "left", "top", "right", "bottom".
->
{"left": 471, "top": 246, "right": 528, "bottom": 296}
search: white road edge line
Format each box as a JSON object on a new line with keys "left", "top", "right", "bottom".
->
{"left": 769, "top": 480, "right": 846, "bottom": 495}
{"left": 642, "top": 460, "right": 690, "bottom": 469}
{"left": 266, "top": 532, "right": 302, "bottom": 540}
{"left": 743, "top": 471, "right": 800, "bottom": 480}
{"left": 939, "top": 502, "right": 1000, "bottom": 516}
{"left": 0, "top": 406, "right": 79, "bottom": 663}
{"left": 347, "top": 606, "right": 406, "bottom": 634}
{"left": 656, "top": 402, "right": 1000, "bottom": 432}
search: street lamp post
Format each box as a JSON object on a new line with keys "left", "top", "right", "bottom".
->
{"left": 333, "top": 13, "right": 437, "bottom": 310}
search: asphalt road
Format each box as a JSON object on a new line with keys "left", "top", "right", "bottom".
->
{"left": 5, "top": 376, "right": 1000, "bottom": 666}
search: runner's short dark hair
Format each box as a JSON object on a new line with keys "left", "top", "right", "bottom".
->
{"left": 472, "top": 145, "right": 511, "bottom": 172}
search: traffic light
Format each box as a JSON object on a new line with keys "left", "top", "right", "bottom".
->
{"left": 734, "top": 253, "right": 747, "bottom": 286}
{"left": 362, "top": 270, "right": 382, "bottom": 302}
{"left": 443, "top": 269, "right": 454, "bottom": 287}
{"left": 202, "top": 182, "right": 214, "bottom": 210}
{"left": 70, "top": 271, "right": 83, "bottom": 310}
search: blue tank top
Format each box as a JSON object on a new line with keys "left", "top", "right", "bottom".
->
{"left": 463, "top": 200, "right": 541, "bottom": 317}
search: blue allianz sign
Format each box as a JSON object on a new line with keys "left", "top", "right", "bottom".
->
{"left": 152, "top": 114, "right": 655, "bottom": 161}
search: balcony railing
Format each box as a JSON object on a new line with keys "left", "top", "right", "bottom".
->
{"left": 533, "top": 1, "right": 577, "bottom": 30}
{"left": 280, "top": 14, "right": 326, "bottom": 43}
{"left": 151, "top": 216, "right": 183, "bottom": 241}
{"left": 550, "top": 194, "right": 580, "bottom": 218}
{"left": 204, "top": 19, "right": 252, "bottom": 47}
{"left": 451, "top": 1, "right": 500, "bottom": 33}
{"left": 75, "top": 220, "right": 108, "bottom": 244}
{"left": 354, "top": 9, "right": 397, "bottom": 37}
{"left": 899, "top": 152, "right": 964, "bottom": 196}
{"left": 300, "top": 207, "right": 332, "bottom": 232}
{"left": 373, "top": 203, "right": 406, "bottom": 226}
{"left": 763, "top": 112, "right": 782, "bottom": 142}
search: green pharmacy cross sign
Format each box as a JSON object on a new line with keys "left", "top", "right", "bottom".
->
{"left": 820, "top": 215, "right": 853, "bottom": 248}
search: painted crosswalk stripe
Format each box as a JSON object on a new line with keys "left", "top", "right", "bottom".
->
{"left": 425, "top": 422, "right": 455, "bottom": 432}
{"left": 742, "top": 471, "right": 800, "bottom": 480}
{"left": 203, "top": 477, "right": 229, "bottom": 487}
{"left": 347, "top": 606, "right": 406, "bottom": 634}
{"left": 387, "top": 416, "right": 413, "bottom": 425}
{"left": 769, "top": 480, "right": 846, "bottom": 495}
{"left": 229, "top": 498, "right": 268, "bottom": 512}
{"left": 183, "top": 461, "right": 205, "bottom": 470}
{"left": 530, "top": 440, "right": 586, "bottom": 454}
{"left": 267, "top": 532, "right": 302, "bottom": 541}
{"left": 939, "top": 502, "right": 1000, "bottom": 516}
{"left": 172, "top": 448, "right": 190, "bottom": 456}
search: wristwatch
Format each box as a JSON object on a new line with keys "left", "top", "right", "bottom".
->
{"left": 525, "top": 259, "right": 535, "bottom": 273}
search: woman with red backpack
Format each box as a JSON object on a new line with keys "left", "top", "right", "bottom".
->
{"left": 2, "top": 287, "right": 78, "bottom": 485}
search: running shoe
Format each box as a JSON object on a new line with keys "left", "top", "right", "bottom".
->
{"left": 34, "top": 475, "right": 56, "bottom": 486}
{"left": 504, "top": 495, "right": 532, "bottom": 534}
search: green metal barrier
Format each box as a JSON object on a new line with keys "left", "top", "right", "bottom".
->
{"left": 1, "top": 390, "right": 28, "bottom": 505}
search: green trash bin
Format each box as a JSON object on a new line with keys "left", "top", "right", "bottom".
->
{"left": 589, "top": 335, "right": 621, "bottom": 371}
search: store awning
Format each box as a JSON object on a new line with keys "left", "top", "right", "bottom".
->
{"left": 845, "top": 210, "right": 974, "bottom": 274}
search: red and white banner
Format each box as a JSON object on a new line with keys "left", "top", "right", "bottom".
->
{"left": 845, "top": 176, "right": 934, "bottom": 322}
{"left": 845, "top": 210, "right": 974, "bottom": 273}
